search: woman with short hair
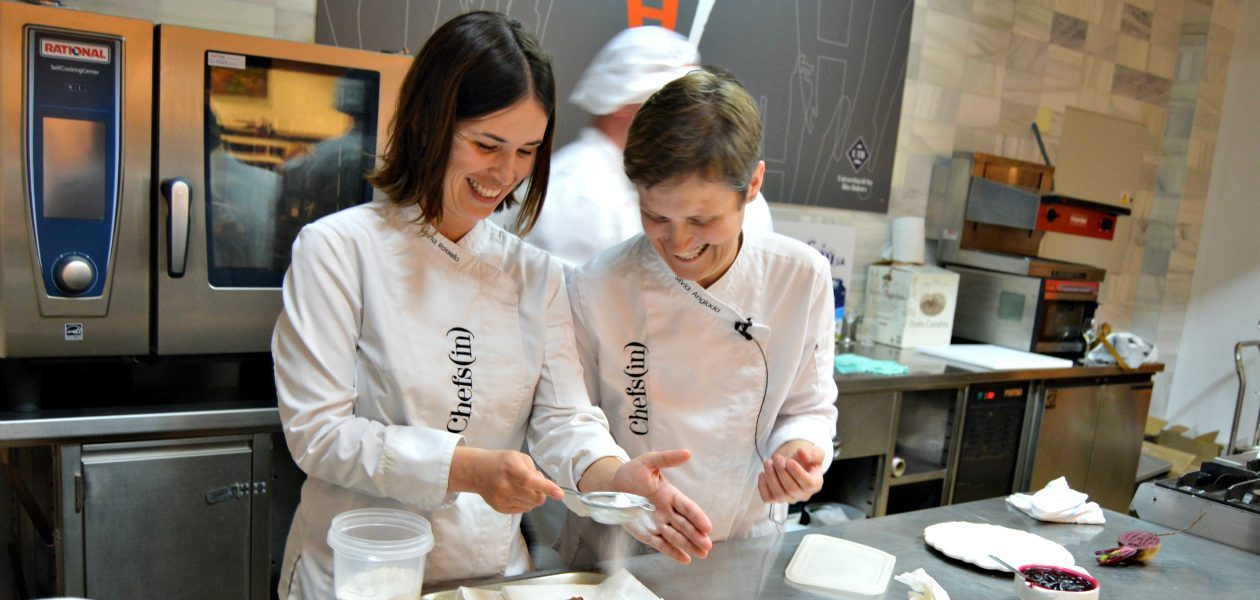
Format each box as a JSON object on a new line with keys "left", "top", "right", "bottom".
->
{"left": 563, "top": 69, "right": 838, "bottom": 560}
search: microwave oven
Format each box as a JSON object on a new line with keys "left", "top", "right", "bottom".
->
{"left": 0, "top": 3, "right": 409, "bottom": 359}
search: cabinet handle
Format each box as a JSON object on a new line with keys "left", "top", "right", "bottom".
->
{"left": 205, "top": 481, "right": 268, "bottom": 505}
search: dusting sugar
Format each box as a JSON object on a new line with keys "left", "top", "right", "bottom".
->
{"left": 335, "top": 566, "right": 420, "bottom": 600}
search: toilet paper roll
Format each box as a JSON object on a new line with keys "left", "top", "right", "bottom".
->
{"left": 881, "top": 216, "right": 925, "bottom": 264}
{"left": 890, "top": 456, "right": 907, "bottom": 478}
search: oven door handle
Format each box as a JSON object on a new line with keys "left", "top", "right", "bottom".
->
{"left": 161, "top": 178, "right": 191, "bottom": 277}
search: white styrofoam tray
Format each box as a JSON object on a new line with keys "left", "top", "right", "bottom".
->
{"left": 915, "top": 344, "right": 1074, "bottom": 370}
{"left": 785, "top": 534, "right": 895, "bottom": 599}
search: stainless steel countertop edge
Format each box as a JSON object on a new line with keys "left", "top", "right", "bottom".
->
{"left": 0, "top": 406, "right": 280, "bottom": 445}
{"left": 0, "top": 351, "right": 1160, "bottom": 445}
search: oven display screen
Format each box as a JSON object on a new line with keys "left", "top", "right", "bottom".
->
{"left": 42, "top": 117, "right": 108, "bottom": 221}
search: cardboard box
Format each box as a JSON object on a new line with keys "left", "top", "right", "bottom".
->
{"left": 1155, "top": 428, "right": 1223, "bottom": 465}
{"left": 863, "top": 264, "right": 960, "bottom": 348}
{"left": 1141, "top": 441, "right": 1198, "bottom": 479}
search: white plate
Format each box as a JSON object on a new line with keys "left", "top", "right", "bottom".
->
{"left": 923, "top": 521, "right": 1075, "bottom": 572}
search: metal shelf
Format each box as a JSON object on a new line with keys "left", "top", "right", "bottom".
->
{"left": 888, "top": 468, "right": 947, "bottom": 487}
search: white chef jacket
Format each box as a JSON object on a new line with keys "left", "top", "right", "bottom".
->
{"left": 273, "top": 201, "right": 628, "bottom": 599}
{"left": 520, "top": 126, "right": 775, "bottom": 268}
{"left": 563, "top": 231, "right": 838, "bottom": 553}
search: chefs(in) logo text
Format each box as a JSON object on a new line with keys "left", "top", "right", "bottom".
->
{"left": 623, "top": 342, "right": 649, "bottom": 435}
{"left": 446, "top": 327, "right": 476, "bottom": 433}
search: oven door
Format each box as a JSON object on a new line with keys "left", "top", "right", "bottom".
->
{"left": 153, "top": 25, "right": 407, "bottom": 355}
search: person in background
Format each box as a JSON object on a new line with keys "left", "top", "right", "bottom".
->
{"left": 204, "top": 107, "right": 282, "bottom": 271}
{"left": 561, "top": 69, "right": 837, "bottom": 562}
{"left": 510, "top": 25, "right": 773, "bottom": 269}
{"left": 272, "top": 12, "right": 712, "bottom": 598}
{"left": 274, "top": 69, "right": 379, "bottom": 269}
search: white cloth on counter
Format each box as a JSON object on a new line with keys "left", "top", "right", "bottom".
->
{"left": 1006, "top": 477, "right": 1106, "bottom": 524}
{"left": 894, "top": 568, "right": 951, "bottom": 600}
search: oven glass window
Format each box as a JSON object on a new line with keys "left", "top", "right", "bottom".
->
{"left": 42, "top": 117, "right": 107, "bottom": 221}
{"left": 1040, "top": 300, "right": 1088, "bottom": 342}
{"left": 204, "top": 56, "right": 380, "bottom": 288}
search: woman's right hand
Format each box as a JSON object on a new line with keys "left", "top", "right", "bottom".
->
{"left": 450, "top": 447, "right": 564, "bottom": 514}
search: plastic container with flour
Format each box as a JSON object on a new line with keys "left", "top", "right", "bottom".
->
{"left": 328, "top": 508, "right": 434, "bottom": 600}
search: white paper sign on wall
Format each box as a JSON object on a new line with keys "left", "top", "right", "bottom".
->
{"left": 775, "top": 221, "right": 858, "bottom": 301}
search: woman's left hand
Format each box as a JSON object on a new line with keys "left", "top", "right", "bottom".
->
{"left": 757, "top": 441, "right": 825, "bottom": 504}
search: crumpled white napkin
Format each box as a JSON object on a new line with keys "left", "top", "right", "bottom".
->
{"left": 1006, "top": 476, "right": 1106, "bottom": 524}
{"left": 894, "top": 568, "right": 950, "bottom": 600}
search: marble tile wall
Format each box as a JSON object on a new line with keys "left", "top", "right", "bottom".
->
{"left": 1142, "top": 0, "right": 1240, "bottom": 418}
{"left": 774, "top": 0, "right": 1240, "bottom": 410}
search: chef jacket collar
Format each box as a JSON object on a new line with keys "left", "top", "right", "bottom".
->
{"left": 391, "top": 202, "right": 495, "bottom": 268}
{"left": 638, "top": 235, "right": 769, "bottom": 343}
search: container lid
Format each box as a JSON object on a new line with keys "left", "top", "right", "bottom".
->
{"left": 327, "top": 508, "right": 434, "bottom": 561}
{"left": 785, "top": 534, "right": 895, "bottom": 598}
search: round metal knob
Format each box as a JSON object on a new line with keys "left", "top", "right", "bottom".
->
{"left": 54, "top": 255, "right": 95, "bottom": 294}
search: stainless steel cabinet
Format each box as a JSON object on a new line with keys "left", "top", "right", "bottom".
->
{"left": 836, "top": 391, "right": 897, "bottom": 459}
{"left": 56, "top": 434, "right": 271, "bottom": 599}
{"left": 1029, "top": 377, "right": 1153, "bottom": 511}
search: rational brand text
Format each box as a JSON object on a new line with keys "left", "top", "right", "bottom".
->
{"left": 41, "top": 39, "right": 110, "bottom": 64}
{"left": 623, "top": 342, "right": 649, "bottom": 435}
{"left": 446, "top": 326, "right": 476, "bottom": 433}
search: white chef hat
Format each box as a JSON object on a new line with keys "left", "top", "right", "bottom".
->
{"left": 569, "top": 26, "right": 699, "bottom": 116}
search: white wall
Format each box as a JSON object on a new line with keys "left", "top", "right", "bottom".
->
{"left": 1165, "top": 0, "right": 1260, "bottom": 449}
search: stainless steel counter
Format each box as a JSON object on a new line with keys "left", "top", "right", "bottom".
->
{"left": 835, "top": 344, "right": 1162, "bottom": 393}
{"left": 446, "top": 497, "right": 1258, "bottom": 598}
{"left": 0, "top": 346, "right": 1159, "bottom": 446}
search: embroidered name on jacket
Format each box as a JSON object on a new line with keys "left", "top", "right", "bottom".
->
{"left": 446, "top": 327, "right": 476, "bottom": 433}
{"left": 624, "top": 342, "right": 649, "bottom": 435}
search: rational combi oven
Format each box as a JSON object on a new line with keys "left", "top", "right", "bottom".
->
{"left": 1, "top": 3, "right": 408, "bottom": 366}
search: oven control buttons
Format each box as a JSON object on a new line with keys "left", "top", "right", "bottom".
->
{"left": 53, "top": 255, "right": 95, "bottom": 295}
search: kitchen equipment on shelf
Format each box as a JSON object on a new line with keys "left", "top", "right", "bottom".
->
{"left": 926, "top": 152, "right": 1130, "bottom": 357}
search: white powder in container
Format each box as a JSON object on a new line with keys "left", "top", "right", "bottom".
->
{"left": 334, "top": 566, "right": 420, "bottom": 600}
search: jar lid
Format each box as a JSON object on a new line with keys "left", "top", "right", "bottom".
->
{"left": 327, "top": 508, "right": 434, "bottom": 560}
